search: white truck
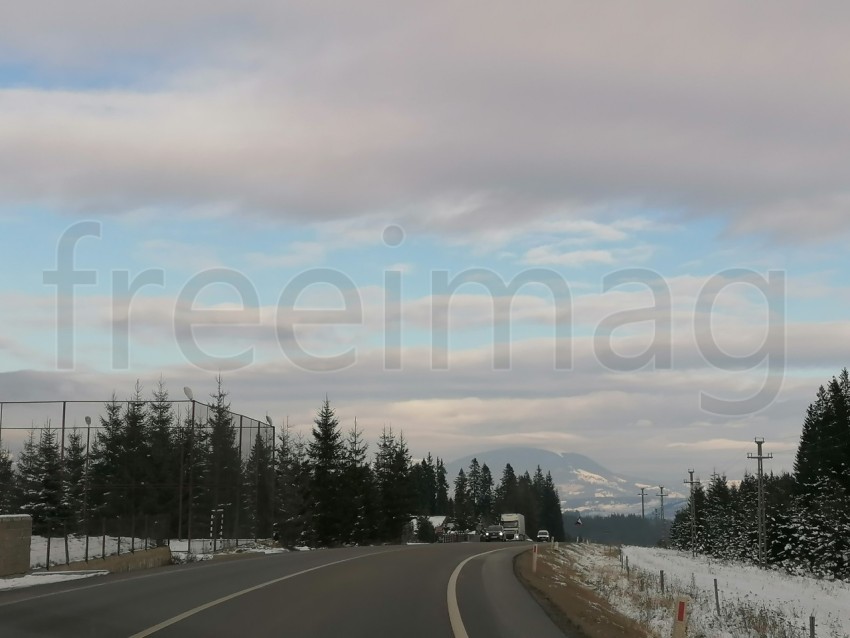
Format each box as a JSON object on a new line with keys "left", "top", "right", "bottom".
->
{"left": 499, "top": 513, "right": 526, "bottom": 541}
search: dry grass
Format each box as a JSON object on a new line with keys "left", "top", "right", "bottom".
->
{"left": 515, "top": 546, "right": 654, "bottom": 638}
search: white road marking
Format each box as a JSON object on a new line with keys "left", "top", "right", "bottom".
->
{"left": 129, "top": 549, "right": 401, "bottom": 637}
{"left": 447, "top": 547, "right": 515, "bottom": 638}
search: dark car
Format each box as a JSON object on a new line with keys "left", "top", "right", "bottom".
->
{"left": 480, "top": 525, "right": 506, "bottom": 542}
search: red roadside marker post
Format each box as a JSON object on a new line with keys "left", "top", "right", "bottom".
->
{"left": 671, "top": 597, "right": 689, "bottom": 638}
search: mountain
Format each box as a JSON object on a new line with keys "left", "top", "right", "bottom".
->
{"left": 446, "top": 447, "right": 685, "bottom": 516}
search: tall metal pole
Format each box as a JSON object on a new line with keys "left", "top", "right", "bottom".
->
{"left": 748, "top": 438, "right": 772, "bottom": 567}
{"left": 187, "top": 399, "right": 196, "bottom": 547}
{"left": 657, "top": 486, "right": 667, "bottom": 521}
{"left": 638, "top": 487, "right": 647, "bottom": 519}
{"left": 83, "top": 417, "right": 91, "bottom": 561}
{"left": 684, "top": 470, "right": 701, "bottom": 558}
{"left": 60, "top": 401, "right": 67, "bottom": 462}
{"left": 0, "top": 402, "right": 4, "bottom": 448}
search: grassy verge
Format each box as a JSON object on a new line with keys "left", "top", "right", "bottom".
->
{"left": 514, "top": 545, "right": 654, "bottom": 638}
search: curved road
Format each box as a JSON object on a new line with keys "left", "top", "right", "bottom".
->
{"left": 0, "top": 543, "right": 569, "bottom": 637}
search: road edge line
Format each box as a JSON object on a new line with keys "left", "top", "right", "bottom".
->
{"left": 447, "top": 547, "right": 514, "bottom": 638}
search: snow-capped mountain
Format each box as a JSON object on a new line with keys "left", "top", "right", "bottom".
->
{"left": 446, "top": 447, "right": 685, "bottom": 515}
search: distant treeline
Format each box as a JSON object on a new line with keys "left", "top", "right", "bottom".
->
{"left": 560, "top": 513, "right": 671, "bottom": 547}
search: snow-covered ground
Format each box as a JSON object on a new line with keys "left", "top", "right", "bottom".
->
{"left": 0, "top": 571, "right": 108, "bottom": 592}
{"left": 30, "top": 535, "right": 152, "bottom": 569}
{"left": 550, "top": 543, "right": 850, "bottom": 638}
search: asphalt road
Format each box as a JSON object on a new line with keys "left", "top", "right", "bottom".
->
{"left": 0, "top": 543, "right": 569, "bottom": 638}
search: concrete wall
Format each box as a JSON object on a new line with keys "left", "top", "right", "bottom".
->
{"left": 0, "top": 514, "right": 32, "bottom": 576}
{"left": 49, "top": 547, "right": 172, "bottom": 574}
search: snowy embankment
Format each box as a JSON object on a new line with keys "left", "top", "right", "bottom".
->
{"left": 552, "top": 543, "right": 850, "bottom": 638}
{"left": 30, "top": 535, "right": 150, "bottom": 569}
{"left": 0, "top": 571, "right": 108, "bottom": 592}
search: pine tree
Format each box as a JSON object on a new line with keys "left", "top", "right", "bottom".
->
{"left": 467, "top": 458, "right": 482, "bottom": 524}
{"left": 0, "top": 446, "right": 15, "bottom": 514}
{"left": 451, "top": 469, "right": 473, "bottom": 530}
{"left": 540, "top": 472, "right": 565, "bottom": 541}
{"left": 435, "top": 458, "right": 450, "bottom": 514}
{"left": 516, "top": 471, "right": 539, "bottom": 536}
{"left": 307, "top": 398, "right": 346, "bottom": 545}
{"left": 33, "top": 427, "right": 63, "bottom": 535}
{"left": 494, "top": 463, "right": 519, "bottom": 514}
{"left": 478, "top": 464, "right": 494, "bottom": 523}
{"left": 341, "top": 420, "right": 375, "bottom": 544}
{"left": 89, "top": 397, "right": 125, "bottom": 520}
{"left": 146, "top": 380, "right": 179, "bottom": 536}
{"left": 275, "top": 426, "right": 310, "bottom": 547}
{"left": 243, "top": 429, "right": 275, "bottom": 539}
{"left": 203, "top": 378, "right": 242, "bottom": 536}
{"left": 62, "top": 428, "right": 88, "bottom": 534}
{"left": 373, "top": 427, "right": 414, "bottom": 541}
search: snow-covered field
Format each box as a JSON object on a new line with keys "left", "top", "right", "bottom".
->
{"left": 550, "top": 543, "right": 850, "bottom": 638}
{"left": 30, "top": 535, "right": 152, "bottom": 569}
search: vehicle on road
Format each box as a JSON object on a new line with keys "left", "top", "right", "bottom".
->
{"left": 499, "top": 513, "right": 526, "bottom": 541}
{"left": 481, "top": 524, "right": 506, "bottom": 542}
{"left": 536, "top": 530, "right": 550, "bottom": 542}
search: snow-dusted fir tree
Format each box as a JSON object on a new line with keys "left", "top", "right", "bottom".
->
{"left": 89, "top": 396, "right": 125, "bottom": 520}
{"left": 62, "top": 428, "right": 88, "bottom": 534}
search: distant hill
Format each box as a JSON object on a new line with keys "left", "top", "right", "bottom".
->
{"left": 447, "top": 447, "right": 685, "bottom": 516}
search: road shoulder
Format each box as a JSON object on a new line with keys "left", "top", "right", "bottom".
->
{"left": 514, "top": 545, "right": 653, "bottom": 638}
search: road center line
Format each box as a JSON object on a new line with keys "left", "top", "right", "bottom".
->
{"left": 447, "top": 547, "right": 516, "bottom": 638}
{"left": 129, "top": 549, "right": 401, "bottom": 638}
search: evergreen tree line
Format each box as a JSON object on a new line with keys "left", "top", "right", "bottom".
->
{"left": 448, "top": 459, "right": 566, "bottom": 541}
{"left": 0, "top": 381, "right": 567, "bottom": 546}
{"left": 670, "top": 368, "right": 850, "bottom": 579}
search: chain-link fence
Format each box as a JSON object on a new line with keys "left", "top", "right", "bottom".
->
{"left": 0, "top": 399, "right": 276, "bottom": 568}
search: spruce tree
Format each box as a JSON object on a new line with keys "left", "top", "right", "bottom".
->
{"left": 243, "top": 429, "right": 275, "bottom": 539}
{"left": 435, "top": 458, "right": 450, "bottom": 514}
{"left": 341, "top": 420, "right": 375, "bottom": 544}
{"left": 307, "top": 398, "right": 345, "bottom": 545}
{"left": 203, "top": 378, "right": 242, "bottom": 535}
{"left": 275, "top": 427, "right": 310, "bottom": 546}
{"left": 373, "top": 427, "right": 414, "bottom": 541}
{"left": 62, "top": 428, "right": 88, "bottom": 534}
{"left": 452, "top": 469, "right": 473, "bottom": 530}
{"left": 146, "top": 380, "right": 178, "bottom": 535}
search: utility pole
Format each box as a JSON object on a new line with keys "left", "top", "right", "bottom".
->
{"left": 657, "top": 486, "right": 667, "bottom": 520}
{"left": 638, "top": 487, "right": 647, "bottom": 519}
{"left": 748, "top": 438, "right": 772, "bottom": 568}
{"left": 684, "top": 470, "right": 701, "bottom": 558}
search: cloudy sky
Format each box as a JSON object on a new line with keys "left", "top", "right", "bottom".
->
{"left": 1, "top": 1, "right": 849, "bottom": 487}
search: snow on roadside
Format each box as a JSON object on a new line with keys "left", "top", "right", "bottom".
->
{"left": 548, "top": 543, "right": 850, "bottom": 638}
{"left": 0, "top": 571, "right": 108, "bottom": 592}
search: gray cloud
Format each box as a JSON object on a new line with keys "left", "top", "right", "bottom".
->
{"left": 1, "top": 2, "right": 849, "bottom": 239}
